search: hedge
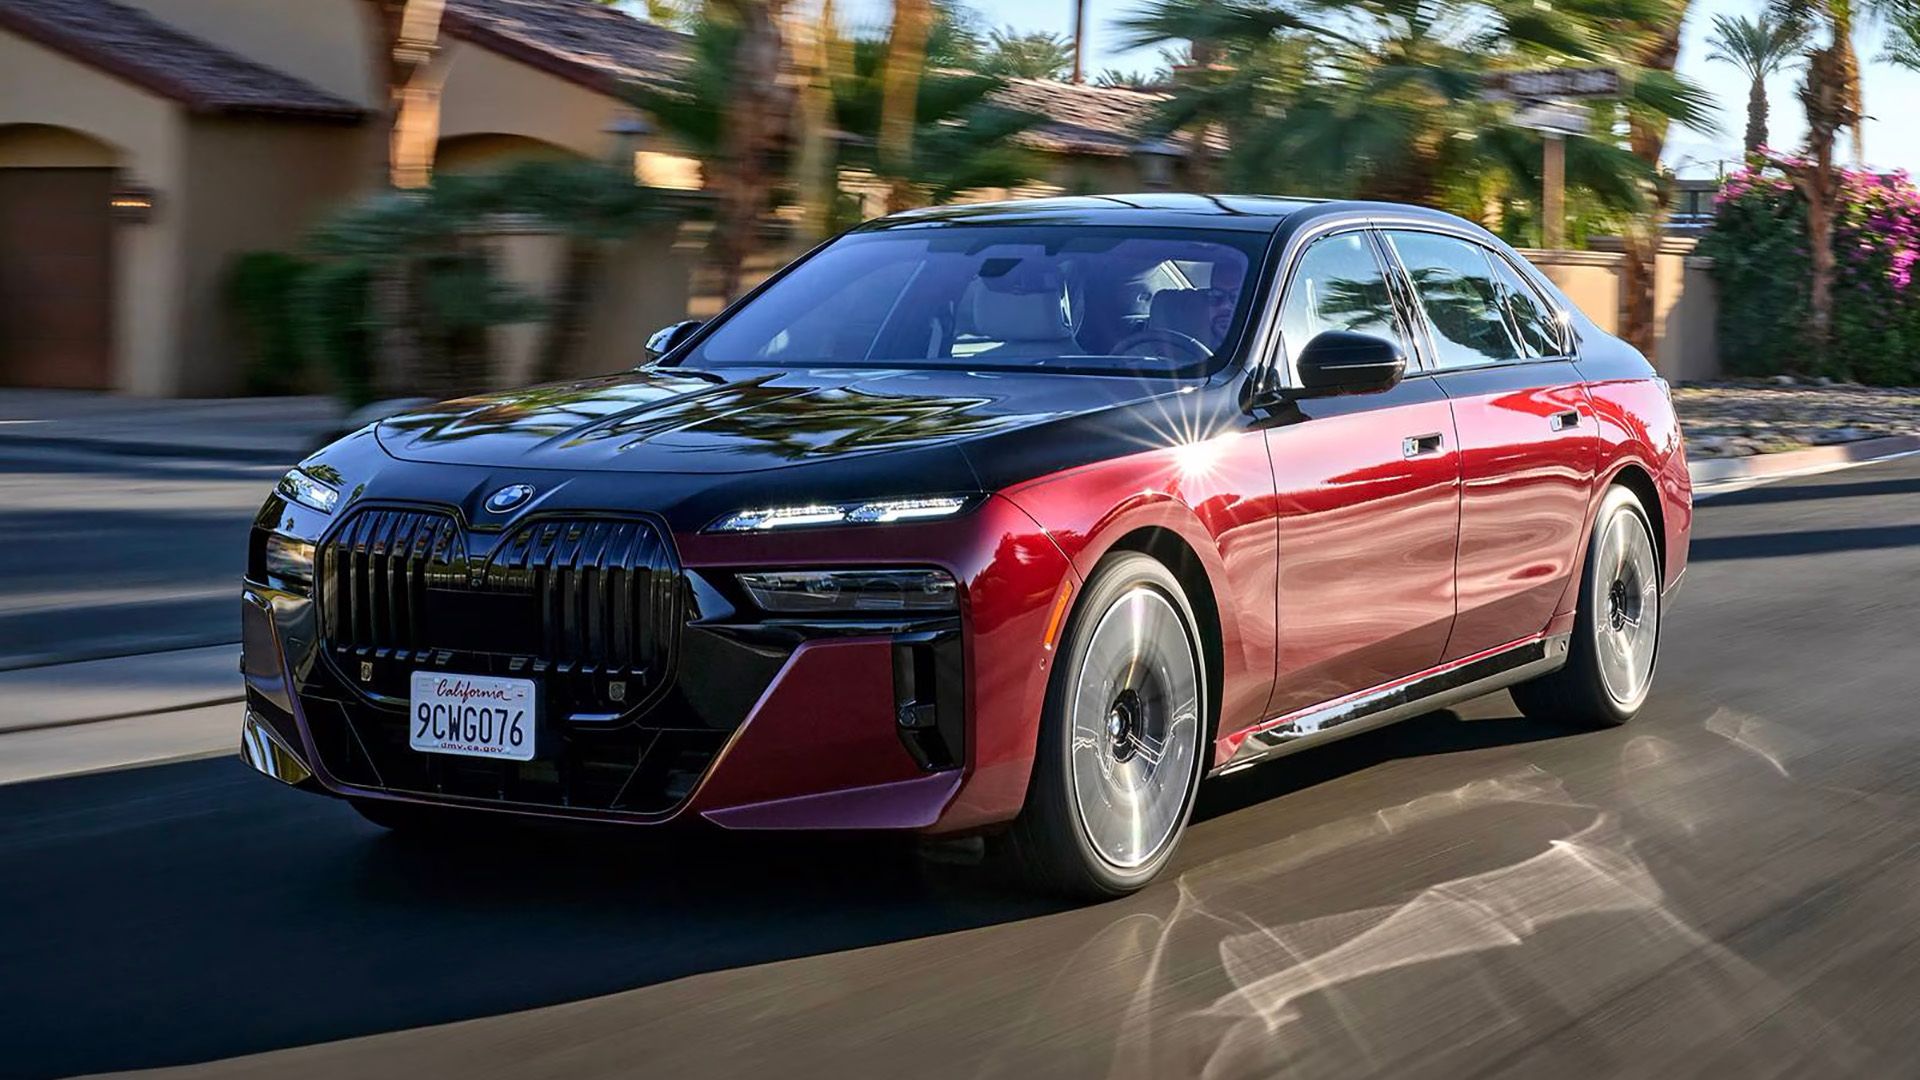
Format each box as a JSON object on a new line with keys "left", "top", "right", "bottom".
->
{"left": 1698, "top": 151, "right": 1920, "bottom": 385}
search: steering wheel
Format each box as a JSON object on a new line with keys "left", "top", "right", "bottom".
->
{"left": 1109, "top": 327, "right": 1214, "bottom": 365}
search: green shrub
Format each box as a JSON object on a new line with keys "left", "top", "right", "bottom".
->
{"left": 1698, "top": 152, "right": 1920, "bottom": 384}
{"left": 226, "top": 251, "right": 312, "bottom": 394}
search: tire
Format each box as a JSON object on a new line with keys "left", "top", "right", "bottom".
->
{"left": 1511, "top": 484, "right": 1662, "bottom": 729}
{"left": 997, "top": 552, "right": 1209, "bottom": 899}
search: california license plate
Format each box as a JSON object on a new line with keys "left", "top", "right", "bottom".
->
{"left": 408, "top": 672, "right": 536, "bottom": 761}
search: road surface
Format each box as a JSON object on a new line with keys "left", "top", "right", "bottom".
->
{"left": 0, "top": 445, "right": 280, "bottom": 668}
{"left": 4, "top": 455, "right": 1920, "bottom": 1078}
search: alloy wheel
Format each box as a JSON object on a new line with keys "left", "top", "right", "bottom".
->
{"left": 1592, "top": 507, "right": 1660, "bottom": 708}
{"left": 1066, "top": 585, "right": 1202, "bottom": 871}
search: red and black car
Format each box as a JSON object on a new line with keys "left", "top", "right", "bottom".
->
{"left": 240, "top": 194, "right": 1690, "bottom": 897}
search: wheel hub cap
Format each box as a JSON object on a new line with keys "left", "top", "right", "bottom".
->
{"left": 1067, "top": 586, "right": 1201, "bottom": 871}
{"left": 1594, "top": 509, "right": 1660, "bottom": 707}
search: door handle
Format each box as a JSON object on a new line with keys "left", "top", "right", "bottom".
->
{"left": 1402, "top": 432, "right": 1444, "bottom": 458}
{"left": 1549, "top": 409, "right": 1581, "bottom": 432}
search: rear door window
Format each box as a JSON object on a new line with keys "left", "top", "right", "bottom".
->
{"left": 1384, "top": 231, "right": 1525, "bottom": 370}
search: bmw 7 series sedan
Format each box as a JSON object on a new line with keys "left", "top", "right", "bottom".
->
{"left": 240, "top": 194, "right": 1691, "bottom": 897}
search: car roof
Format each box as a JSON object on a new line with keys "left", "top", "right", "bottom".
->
{"left": 861, "top": 193, "right": 1475, "bottom": 236}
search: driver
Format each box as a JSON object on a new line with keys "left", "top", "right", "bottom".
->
{"left": 1206, "top": 260, "right": 1244, "bottom": 349}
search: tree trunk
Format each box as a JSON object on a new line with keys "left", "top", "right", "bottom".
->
{"left": 1792, "top": 38, "right": 1860, "bottom": 362}
{"left": 880, "top": 0, "right": 932, "bottom": 213}
{"left": 709, "top": 0, "right": 790, "bottom": 302}
{"left": 790, "top": 0, "right": 837, "bottom": 240}
{"left": 1745, "top": 77, "right": 1768, "bottom": 156}
{"left": 536, "top": 237, "right": 599, "bottom": 382}
{"left": 1618, "top": 16, "right": 1685, "bottom": 360}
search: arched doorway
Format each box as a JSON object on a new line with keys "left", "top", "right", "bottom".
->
{"left": 0, "top": 124, "right": 120, "bottom": 389}
{"left": 433, "top": 132, "right": 582, "bottom": 175}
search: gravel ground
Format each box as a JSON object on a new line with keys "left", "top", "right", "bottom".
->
{"left": 1673, "top": 379, "right": 1920, "bottom": 457}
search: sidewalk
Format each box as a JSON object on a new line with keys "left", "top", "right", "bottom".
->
{"left": 0, "top": 389, "right": 345, "bottom": 464}
{"left": 0, "top": 647, "right": 242, "bottom": 784}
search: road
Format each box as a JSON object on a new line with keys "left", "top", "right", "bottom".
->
{"left": 4, "top": 454, "right": 1920, "bottom": 1078}
{"left": 0, "top": 444, "right": 281, "bottom": 669}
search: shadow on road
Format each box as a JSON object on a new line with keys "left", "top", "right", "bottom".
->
{"left": 1703, "top": 474, "right": 1920, "bottom": 508}
{"left": 0, "top": 705, "right": 1579, "bottom": 1079}
{"left": 1689, "top": 524, "right": 1920, "bottom": 561}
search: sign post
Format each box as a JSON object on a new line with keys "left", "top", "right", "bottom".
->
{"left": 1484, "top": 67, "right": 1621, "bottom": 250}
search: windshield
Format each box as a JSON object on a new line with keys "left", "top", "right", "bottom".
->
{"left": 680, "top": 225, "right": 1269, "bottom": 376}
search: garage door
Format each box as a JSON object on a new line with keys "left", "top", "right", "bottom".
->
{"left": 0, "top": 168, "right": 114, "bottom": 389}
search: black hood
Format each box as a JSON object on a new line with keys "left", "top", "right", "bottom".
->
{"left": 374, "top": 366, "right": 1174, "bottom": 477}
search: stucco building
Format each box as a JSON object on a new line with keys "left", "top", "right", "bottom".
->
{"left": 0, "top": 0, "right": 1216, "bottom": 395}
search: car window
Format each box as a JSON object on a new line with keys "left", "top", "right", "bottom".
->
{"left": 1484, "top": 251, "right": 1567, "bottom": 358}
{"left": 1277, "top": 232, "right": 1407, "bottom": 370}
{"left": 1385, "top": 231, "right": 1525, "bottom": 370}
{"left": 683, "top": 226, "right": 1266, "bottom": 377}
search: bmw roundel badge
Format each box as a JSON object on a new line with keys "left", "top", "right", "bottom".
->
{"left": 485, "top": 483, "right": 535, "bottom": 514}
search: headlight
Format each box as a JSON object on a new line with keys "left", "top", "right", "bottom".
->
{"left": 262, "top": 534, "right": 316, "bottom": 592}
{"left": 736, "top": 569, "right": 957, "bottom": 613}
{"left": 277, "top": 468, "right": 340, "bottom": 514}
{"left": 708, "top": 495, "right": 972, "bottom": 533}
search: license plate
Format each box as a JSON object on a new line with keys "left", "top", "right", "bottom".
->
{"left": 409, "top": 672, "right": 536, "bottom": 761}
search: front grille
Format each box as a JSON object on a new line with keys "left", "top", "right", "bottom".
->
{"left": 317, "top": 507, "right": 683, "bottom": 717}
{"left": 319, "top": 508, "right": 463, "bottom": 654}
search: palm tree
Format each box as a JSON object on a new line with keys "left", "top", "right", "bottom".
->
{"left": 628, "top": 5, "right": 794, "bottom": 302}
{"left": 1121, "top": 0, "right": 1712, "bottom": 207}
{"left": 831, "top": 37, "right": 1046, "bottom": 211}
{"left": 982, "top": 28, "right": 1076, "bottom": 79}
{"left": 880, "top": 0, "right": 933, "bottom": 213}
{"left": 1705, "top": 14, "right": 1811, "bottom": 155}
{"left": 1770, "top": 0, "right": 1914, "bottom": 352}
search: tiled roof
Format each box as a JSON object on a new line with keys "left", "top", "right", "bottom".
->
{"left": 0, "top": 0, "right": 364, "bottom": 121}
{"left": 444, "top": 0, "right": 689, "bottom": 96}
{"left": 439, "top": 1, "right": 1203, "bottom": 159}
{"left": 988, "top": 78, "right": 1187, "bottom": 158}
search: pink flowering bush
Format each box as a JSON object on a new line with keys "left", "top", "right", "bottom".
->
{"left": 1699, "top": 150, "right": 1920, "bottom": 385}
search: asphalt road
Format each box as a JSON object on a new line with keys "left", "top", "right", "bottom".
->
{"left": 5, "top": 455, "right": 1920, "bottom": 1079}
{"left": 0, "top": 446, "right": 281, "bottom": 668}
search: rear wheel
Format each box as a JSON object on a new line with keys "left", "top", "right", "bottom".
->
{"left": 1511, "top": 484, "right": 1662, "bottom": 728}
{"left": 998, "top": 553, "right": 1208, "bottom": 899}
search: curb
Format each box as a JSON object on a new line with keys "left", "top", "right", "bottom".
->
{"left": 0, "top": 432, "right": 306, "bottom": 465}
{"left": 1689, "top": 434, "right": 1920, "bottom": 491}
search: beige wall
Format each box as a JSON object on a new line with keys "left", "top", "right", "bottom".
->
{"left": 1662, "top": 256, "right": 1720, "bottom": 384}
{"left": 0, "top": 123, "right": 119, "bottom": 166}
{"left": 473, "top": 218, "right": 704, "bottom": 386}
{"left": 120, "top": 0, "right": 385, "bottom": 111}
{"left": 436, "top": 132, "right": 582, "bottom": 173}
{"left": 1521, "top": 248, "right": 1625, "bottom": 337}
{"left": 175, "top": 117, "right": 374, "bottom": 395}
{"left": 1, "top": 28, "right": 187, "bottom": 395}
{"left": 438, "top": 40, "right": 625, "bottom": 161}
{"left": 1523, "top": 243, "right": 1724, "bottom": 381}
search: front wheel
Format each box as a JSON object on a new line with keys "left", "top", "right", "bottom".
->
{"left": 997, "top": 553, "right": 1208, "bottom": 899}
{"left": 1511, "top": 484, "right": 1662, "bottom": 728}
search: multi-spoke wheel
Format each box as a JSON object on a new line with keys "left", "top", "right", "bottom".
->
{"left": 1512, "top": 484, "right": 1662, "bottom": 728}
{"left": 1000, "top": 553, "right": 1208, "bottom": 898}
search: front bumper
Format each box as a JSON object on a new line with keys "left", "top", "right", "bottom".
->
{"left": 239, "top": 494, "right": 1077, "bottom": 834}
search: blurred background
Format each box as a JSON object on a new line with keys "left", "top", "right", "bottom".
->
{"left": 1, "top": 0, "right": 1917, "bottom": 408}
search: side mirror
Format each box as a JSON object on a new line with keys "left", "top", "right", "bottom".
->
{"left": 1289, "top": 331, "right": 1406, "bottom": 399}
{"left": 644, "top": 319, "right": 703, "bottom": 363}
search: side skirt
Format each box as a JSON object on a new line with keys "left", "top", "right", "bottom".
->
{"left": 1213, "top": 633, "right": 1572, "bottom": 775}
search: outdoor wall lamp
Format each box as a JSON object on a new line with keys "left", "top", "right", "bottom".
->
{"left": 109, "top": 182, "right": 157, "bottom": 224}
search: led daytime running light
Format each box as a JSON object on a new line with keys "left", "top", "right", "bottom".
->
{"left": 710, "top": 495, "right": 970, "bottom": 532}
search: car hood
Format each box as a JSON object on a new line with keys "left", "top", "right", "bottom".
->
{"left": 373, "top": 366, "right": 1169, "bottom": 475}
